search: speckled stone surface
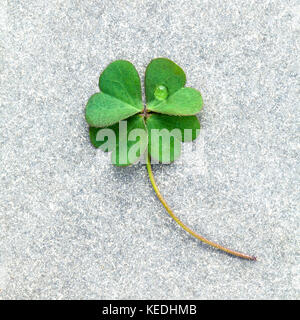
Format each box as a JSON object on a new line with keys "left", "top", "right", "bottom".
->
{"left": 0, "top": 0, "right": 299, "bottom": 299}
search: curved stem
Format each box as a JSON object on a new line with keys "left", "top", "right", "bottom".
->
{"left": 146, "top": 155, "right": 256, "bottom": 261}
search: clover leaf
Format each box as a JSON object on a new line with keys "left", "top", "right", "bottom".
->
{"left": 86, "top": 60, "right": 144, "bottom": 127}
{"left": 85, "top": 58, "right": 256, "bottom": 261}
{"left": 86, "top": 58, "right": 202, "bottom": 165}
{"left": 89, "top": 114, "right": 147, "bottom": 166}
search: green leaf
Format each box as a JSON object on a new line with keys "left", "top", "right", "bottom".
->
{"left": 99, "top": 60, "right": 143, "bottom": 109}
{"left": 147, "top": 87, "right": 203, "bottom": 115}
{"left": 85, "top": 60, "right": 143, "bottom": 127}
{"left": 89, "top": 122, "right": 119, "bottom": 151}
{"left": 85, "top": 93, "right": 142, "bottom": 127}
{"left": 145, "top": 58, "right": 186, "bottom": 104}
{"left": 146, "top": 113, "right": 200, "bottom": 142}
{"left": 89, "top": 115, "right": 148, "bottom": 166}
{"left": 146, "top": 114, "right": 182, "bottom": 163}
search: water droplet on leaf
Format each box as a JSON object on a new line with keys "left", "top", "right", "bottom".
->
{"left": 154, "top": 85, "right": 168, "bottom": 101}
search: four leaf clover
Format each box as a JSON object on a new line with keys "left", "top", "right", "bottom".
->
{"left": 85, "top": 58, "right": 203, "bottom": 166}
{"left": 84, "top": 58, "right": 256, "bottom": 261}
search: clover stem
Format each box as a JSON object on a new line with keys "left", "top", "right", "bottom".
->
{"left": 146, "top": 154, "right": 256, "bottom": 261}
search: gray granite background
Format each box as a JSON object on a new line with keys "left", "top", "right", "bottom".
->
{"left": 0, "top": 0, "right": 299, "bottom": 299}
